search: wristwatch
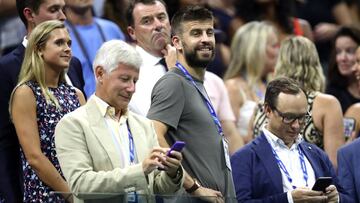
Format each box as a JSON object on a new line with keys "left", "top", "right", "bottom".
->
{"left": 186, "top": 178, "right": 201, "bottom": 194}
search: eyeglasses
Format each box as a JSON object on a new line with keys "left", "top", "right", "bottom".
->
{"left": 272, "top": 107, "right": 311, "bottom": 125}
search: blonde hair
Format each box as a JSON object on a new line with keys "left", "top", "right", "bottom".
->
{"left": 15, "top": 20, "right": 67, "bottom": 108}
{"left": 224, "top": 21, "right": 275, "bottom": 86}
{"left": 274, "top": 36, "right": 325, "bottom": 92}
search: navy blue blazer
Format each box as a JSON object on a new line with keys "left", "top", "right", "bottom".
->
{"left": 337, "top": 138, "right": 360, "bottom": 203}
{"left": 0, "top": 44, "right": 84, "bottom": 201}
{"left": 231, "top": 132, "right": 349, "bottom": 203}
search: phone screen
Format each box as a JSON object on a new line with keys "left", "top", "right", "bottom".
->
{"left": 312, "top": 177, "right": 332, "bottom": 192}
{"left": 343, "top": 117, "right": 356, "bottom": 138}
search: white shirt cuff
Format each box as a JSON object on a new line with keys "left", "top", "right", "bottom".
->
{"left": 287, "top": 191, "right": 294, "bottom": 203}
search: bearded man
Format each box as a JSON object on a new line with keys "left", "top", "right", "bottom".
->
{"left": 147, "top": 5, "right": 236, "bottom": 203}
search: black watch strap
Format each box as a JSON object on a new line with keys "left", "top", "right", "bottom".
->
{"left": 186, "top": 179, "right": 201, "bottom": 193}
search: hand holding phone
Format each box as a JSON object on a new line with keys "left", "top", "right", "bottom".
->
{"left": 158, "top": 141, "right": 185, "bottom": 171}
{"left": 312, "top": 177, "right": 332, "bottom": 192}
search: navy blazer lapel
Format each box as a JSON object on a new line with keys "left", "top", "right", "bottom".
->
{"left": 299, "top": 142, "right": 322, "bottom": 178}
{"left": 253, "top": 133, "right": 283, "bottom": 193}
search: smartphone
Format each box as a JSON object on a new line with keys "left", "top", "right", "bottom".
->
{"left": 158, "top": 141, "right": 186, "bottom": 171}
{"left": 344, "top": 117, "right": 356, "bottom": 138}
{"left": 166, "top": 141, "right": 186, "bottom": 156}
{"left": 312, "top": 177, "right": 332, "bottom": 192}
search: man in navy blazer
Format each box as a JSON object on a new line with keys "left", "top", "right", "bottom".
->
{"left": 231, "top": 77, "right": 349, "bottom": 203}
{"left": 337, "top": 138, "right": 360, "bottom": 203}
{"left": 0, "top": 0, "right": 84, "bottom": 202}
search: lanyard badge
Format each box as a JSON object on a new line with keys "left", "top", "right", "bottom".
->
{"left": 176, "top": 62, "right": 231, "bottom": 170}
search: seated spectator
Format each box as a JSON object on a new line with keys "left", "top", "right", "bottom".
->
{"left": 55, "top": 40, "right": 184, "bottom": 203}
{"left": 326, "top": 26, "right": 360, "bottom": 113}
{"left": 231, "top": 77, "right": 349, "bottom": 203}
{"left": 252, "top": 36, "right": 345, "bottom": 168}
{"left": 10, "top": 20, "right": 85, "bottom": 202}
{"left": 224, "top": 21, "right": 278, "bottom": 143}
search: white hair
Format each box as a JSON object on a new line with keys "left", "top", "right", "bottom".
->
{"left": 93, "top": 40, "right": 142, "bottom": 73}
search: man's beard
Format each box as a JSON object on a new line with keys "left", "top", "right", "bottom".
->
{"left": 183, "top": 43, "right": 215, "bottom": 69}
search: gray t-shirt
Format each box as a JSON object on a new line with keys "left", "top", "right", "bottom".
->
{"left": 148, "top": 68, "right": 236, "bottom": 198}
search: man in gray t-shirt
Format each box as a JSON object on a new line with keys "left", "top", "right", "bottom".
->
{"left": 147, "top": 6, "right": 236, "bottom": 202}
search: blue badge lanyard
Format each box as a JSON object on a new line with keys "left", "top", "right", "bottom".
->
{"left": 105, "top": 120, "right": 136, "bottom": 164}
{"left": 126, "top": 121, "right": 136, "bottom": 164}
{"left": 175, "top": 62, "right": 224, "bottom": 137}
{"left": 105, "top": 119, "right": 137, "bottom": 202}
{"left": 271, "top": 145, "right": 308, "bottom": 189}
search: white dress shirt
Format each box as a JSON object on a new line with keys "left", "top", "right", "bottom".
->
{"left": 93, "top": 95, "right": 138, "bottom": 167}
{"left": 263, "top": 127, "right": 316, "bottom": 203}
{"left": 129, "top": 45, "right": 167, "bottom": 116}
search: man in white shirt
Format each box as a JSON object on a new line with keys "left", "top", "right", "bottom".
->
{"left": 231, "top": 77, "right": 345, "bottom": 203}
{"left": 126, "top": 0, "right": 173, "bottom": 116}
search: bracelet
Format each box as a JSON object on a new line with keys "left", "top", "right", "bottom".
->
{"left": 185, "top": 178, "right": 201, "bottom": 194}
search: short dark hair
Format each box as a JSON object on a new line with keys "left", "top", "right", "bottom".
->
{"left": 265, "top": 77, "right": 304, "bottom": 110}
{"left": 16, "top": 0, "right": 44, "bottom": 28}
{"left": 328, "top": 26, "right": 360, "bottom": 88}
{"left": 126, "top": 0, "right": 167, "bottom": 27}
{"left": 171, "top": 5, "right": 213, "bottom": 36}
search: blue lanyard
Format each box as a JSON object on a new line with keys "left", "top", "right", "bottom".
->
{"left": 175, "top": 62, "right": 224, "bottom": 137}
{"left": 105, "top": 119, "right": 136, "bottom": 165}
{"left": 126, "top": 121, "right": 135, "bottom": 164}
{"left": 271, "top": 145, "right": 308, "bottom": 189}
{"left": 105, "top": 119, "right": 138, "bottom": 203}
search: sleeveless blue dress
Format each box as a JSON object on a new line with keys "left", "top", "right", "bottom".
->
{"left": 21, "top": 81, "right": 80, "bottom": 202}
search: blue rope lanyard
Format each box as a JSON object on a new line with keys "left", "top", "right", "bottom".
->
{"left": 175, "top": 62, "right": 224, "bottom": 137}
{"left": 105, "top": 120, "right": 135, "bottom": 164}
{"left": 271, "top": 145, "right": 308, "bottom": 189}
{"left": 105, "top": 119, "right": 137, "bottom": 202}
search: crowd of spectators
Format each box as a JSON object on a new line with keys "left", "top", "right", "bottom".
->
{"left": 1, "top": 0, "right": 360, "bottom": 202}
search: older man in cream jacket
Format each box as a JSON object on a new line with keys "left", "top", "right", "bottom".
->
{"left": 55, "top": 40, "right": 184, "bottom": 203}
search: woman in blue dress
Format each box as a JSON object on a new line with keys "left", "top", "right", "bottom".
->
{"left": 10, "top": 20, "right": 85, "bottom": 202}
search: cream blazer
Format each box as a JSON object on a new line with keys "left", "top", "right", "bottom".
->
{"left": 55, "top": 97, "right": 183, "bottom": 203}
